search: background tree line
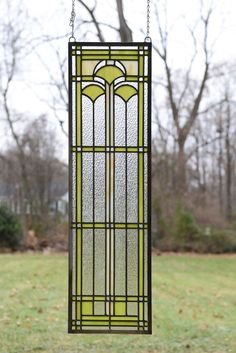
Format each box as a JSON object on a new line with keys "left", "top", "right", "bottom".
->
{"left": 0, "top": 0, "right": 236, "bottom": 252}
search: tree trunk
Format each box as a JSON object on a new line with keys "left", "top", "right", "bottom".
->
{"left": 19, "top": 187, "right": 28, "bottom": 246}
{"left": 176, "top": 139, "right": 186, "bottom": 195}
{"left": 225, "top": 100, "right": 232, "bottom": 220}
{"left": 116, "top": 0, "right": 133, "bottom": 42}
{"left": 195, "top": 135, "right": 201, "bottom": 189}
{"left": 218, "top": 116, "right": 223, "bottom": 215}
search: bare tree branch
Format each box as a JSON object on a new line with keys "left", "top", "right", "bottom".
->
{"left": 77, "top": 0, "right": 105, "bottom": 42}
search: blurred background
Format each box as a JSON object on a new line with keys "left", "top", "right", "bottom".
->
{"left": 1, "top": 0, "right": 236, "bottom": 254}
{"left": 0, "top": 1, "right": 236, "bottom": 352}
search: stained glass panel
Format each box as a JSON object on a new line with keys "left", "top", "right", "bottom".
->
{"left": 68, "top": 42, "right": 152, "bottom": 334}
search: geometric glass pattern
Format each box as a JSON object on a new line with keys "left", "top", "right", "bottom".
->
{"left": 68, "top": 42, "right": 152, "bottom": 334}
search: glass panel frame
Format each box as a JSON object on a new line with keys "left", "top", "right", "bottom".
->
{"left": 68, "top": 42, "right": 152, "bottom": 334}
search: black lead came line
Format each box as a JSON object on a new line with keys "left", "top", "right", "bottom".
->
{"left": 68, "top": 43, "right": 73, "bottom": 333}
{"left": 104, "top": 77, "right": 107, "bottom": 321}
{"left": 92, "top": 101, "right": 95, "bottom": 316}
{"left": 108, "top": 45, "right": 112, "bottom": 330}
{"left": 75, "top": 46, "right": 79, "bottom": 330}
{"left": 142, "top": 47, "right": 145, "bottom": 330}
{"left": 125, "top": 100, "right": 128, "bottom": 318}
{"left": 80, "top": 47, "right": 83, "bottom": 331}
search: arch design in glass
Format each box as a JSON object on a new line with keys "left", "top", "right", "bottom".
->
{"left": 68, "top": 43, "right": 152, "bottom": 334}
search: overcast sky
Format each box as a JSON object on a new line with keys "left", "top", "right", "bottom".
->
{"left": 26, "top": 0, "right": 236, "bottom": 58}
{"left": 1, "top": 0, "right": 236, "bottom": 160}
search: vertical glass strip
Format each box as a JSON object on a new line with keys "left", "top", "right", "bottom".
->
{"left": 77, "top": 154, "right": 82, "bottom": 223}
{"left": 77, "top": 84, "right": 81, "bottom": 146}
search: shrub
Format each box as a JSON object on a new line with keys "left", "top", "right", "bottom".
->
{"left": 175, "top": 209, "right": 201, "bottom": 241}
{"left": 0, "top": 206, "right": 22, "bottom": 249}
{"left": 203, "top": 229, "right": 236, "bottom": 253}
{"left": 153, "top": 202, "right": 236, "bottom": 253}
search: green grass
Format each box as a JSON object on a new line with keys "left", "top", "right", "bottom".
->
{"left": 0, "top": 254, "right": 236, "bottom": 353}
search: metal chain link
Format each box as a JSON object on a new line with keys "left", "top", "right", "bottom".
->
{"left": 69, "top": 0, "right": 76, "bottom": 41}
{"left": 145, "top": 0, "right": 151, "bottom": 42}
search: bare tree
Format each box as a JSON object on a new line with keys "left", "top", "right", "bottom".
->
{"left": 77, "top": 0, "right": 106, "bottom": 42}
{"left": 0, "top": 116, "right": 67, "bottom": 227}
{"left": 34, "top": 45, "right": 69, "bottom": 137}
{"left": 0, "top": 1, "right": 33, "bottom": 240}
{"left": 153, "top": 1, "right": 214, "bottom": 193}
{"left": 0, "top": 1, "right": 61, "bottom": 240}
{"left": 20, "top": 116, "right": 67, "bottom": 217}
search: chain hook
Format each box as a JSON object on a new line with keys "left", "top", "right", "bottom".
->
{"left": 69, "top": 0, "right": 76, "bottom": 41}
{"left": 145, "top": 0, "right": 151, "bottom": 42}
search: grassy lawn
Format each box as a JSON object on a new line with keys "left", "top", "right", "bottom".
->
{"left": 0, "top": 254, "right": 236, "bottom": 353}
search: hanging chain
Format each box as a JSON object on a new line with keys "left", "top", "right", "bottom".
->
{"left": 69, "top": 0, "right": 76, "bottom": 41}
{"left": 145, "top": 0, "right": 151, "bottom": 42}
{"left": 69, "top": 0, "right": 150, "bottom": 42}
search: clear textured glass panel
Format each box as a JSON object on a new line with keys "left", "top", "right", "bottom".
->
{"left": 114, "top": 97, "right": 125, "bottom": 146}
{"left": 127, "top": 230, "right": 138, "bottom": 295}
{"left": 95, "top": 153, "right": 105, "bottom": 223}
{"left": 115, "top": 153, "right": 125, "bottom": 222}
{"left": 94, "top": 302, "right": 105, "bottom": 315}
{"left": 127, "top": 302, "right": 138, "bottom": 316}
{"left": 127, "top": 96, "right": 138, "bottom": 146}
{"left": 127, "top": 154, "right": 138, "bottom": 223}
{"left": 115, "top": 230, "right": 126, "bottom": 295}
{"left": 82, "top": 153, "right": 93, "bottom": 222}
{"left": 82, "top": 230, "right": 93, "bottom": 295}
{"left": 95, "top": 95, "right": 105, "bottom": 145}
{"left": 82, "top": 97, "right": 93, "bottom": 146}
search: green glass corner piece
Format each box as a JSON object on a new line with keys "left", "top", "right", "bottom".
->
{"left": 82, "top": 302, "right": 93, "bottom": 315}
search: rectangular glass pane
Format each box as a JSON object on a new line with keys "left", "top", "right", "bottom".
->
{"left": 68, "top": 42, "right": 152, "bottom": 334}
